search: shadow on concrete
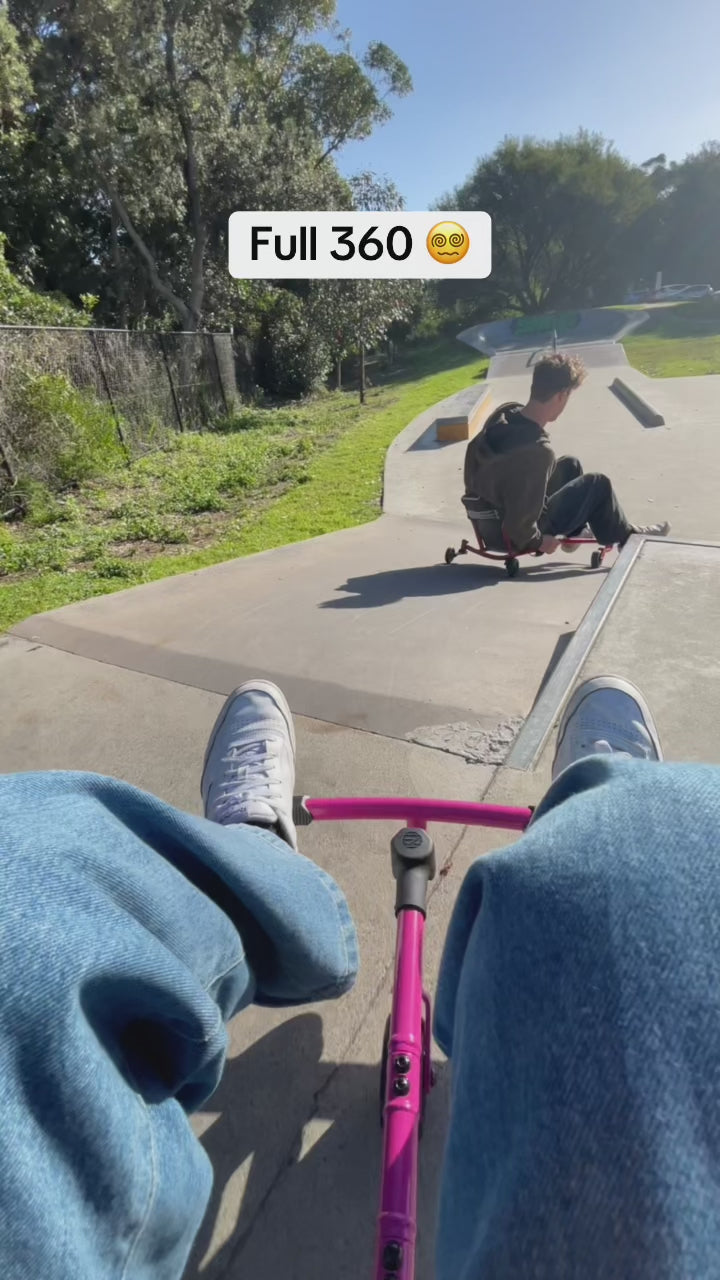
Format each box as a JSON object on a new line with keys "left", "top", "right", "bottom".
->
{"left": 406, "top": 426, "right": 457, "bottom": 452}
{"left": 320, "top": 562, "right": 594, "bottom": 609}
{"left": 185, "top": 1014, "right": 448, "bottom": 1280}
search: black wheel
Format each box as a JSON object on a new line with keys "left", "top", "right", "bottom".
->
{"left": 590, "top": 550, "right": 602, "bottom": 569}
{"left": 444, "top": 547, "right": 456, "bottom": 565}
{"left": 505, "top": 557, "right": 520, "bottom": 578}
{"left": 379, "top": 1014, "right": 391, "bottom": 1126}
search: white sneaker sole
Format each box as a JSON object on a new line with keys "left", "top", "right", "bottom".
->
{"left": 553, "top": 675, "right": 663, "bottom": 774}
{"left": 201, "top": 679, "right": 297, "bottom": 798}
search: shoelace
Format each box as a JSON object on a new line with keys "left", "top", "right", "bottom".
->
{"left": 580, "top": 731, "right": 651, "bottom": 760}
{"left": 212, "top": 739, "right": 282, "bottom": 818}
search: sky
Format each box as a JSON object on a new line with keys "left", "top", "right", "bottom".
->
{"left": 331, "top": 0, "right": 720, "bottom": 208}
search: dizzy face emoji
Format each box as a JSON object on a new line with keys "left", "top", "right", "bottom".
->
{"left": 427, "top": 221, "right": 470, "bottom": 264}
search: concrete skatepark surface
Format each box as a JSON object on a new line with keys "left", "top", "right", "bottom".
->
{"left": 2, "top": 310, "right": 719, "bottom": 1278}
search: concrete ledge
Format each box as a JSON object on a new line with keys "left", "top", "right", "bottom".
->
{"left": 435, "top": 386, "right": 493, "bottom": 441}
{"left": 611, "top": 377, "right": 665, "bottom": 427}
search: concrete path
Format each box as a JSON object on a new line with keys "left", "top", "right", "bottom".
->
{"left": 1, "top": 327, "right": 719, "bottom": 1278}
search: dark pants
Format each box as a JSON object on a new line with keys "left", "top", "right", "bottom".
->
{"left": 538, "top": 456, "right": 633, "bottom": 547}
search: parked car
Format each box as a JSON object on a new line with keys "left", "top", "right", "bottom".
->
{"left": 649, "top": 283, "right": 713, "bottom": 302}
{"left": 672, "top": 284, "right": 713, "bottom": 300}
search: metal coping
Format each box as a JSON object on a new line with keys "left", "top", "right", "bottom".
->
{"left": 505, "top": 536, "right": 715, "bottom": 772}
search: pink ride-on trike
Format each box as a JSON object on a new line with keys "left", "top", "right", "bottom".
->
{"left": 444, "top": 495, "right": 613, "bottom": 578}
{"left": 293, "top": 792, "right": 534, "bottom": 1280}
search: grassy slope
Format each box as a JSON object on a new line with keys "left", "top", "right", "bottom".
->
{"left": 0, "top": 339, "right": 487, "bottom": 631}
{"left": 623, "top": 299, "right": 720, "bottom": 377}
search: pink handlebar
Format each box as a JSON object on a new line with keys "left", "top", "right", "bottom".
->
{"left": 294, "top": 795, "right": 533, "bottom": 831}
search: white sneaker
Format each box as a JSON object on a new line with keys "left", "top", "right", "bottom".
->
{"left": 561, "top": 525, "right": 592, "bottom": 553}
{"left": 632, "top": 520, "right": 671, "bottom": 538}
{"left": 552, "top": 676, "right": 663, "bottom": 783}
{"left": 201, "top": 680, "right": 298, "bottom": 849}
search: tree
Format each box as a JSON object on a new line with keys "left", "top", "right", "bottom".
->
{"left": 445, "top": 131, "right": 656, "bottom": 313}
{"left": 4, "top": 0, "right": 412, "bottom": 331}
{"left": 651, "top": 143, "right": 720, "bottom": 286}
{"left": 0, "top": 3, "right": 32, "bottom": 138}
{"left": 309, "top": 172, "right": 423, "bottom": 399}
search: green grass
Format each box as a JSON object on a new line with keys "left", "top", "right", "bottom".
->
{"left": 623, "top": 298, "right": 720, "bottom": 377}
{"left": 0, "top": 339, "right": 486, "bottom": 631}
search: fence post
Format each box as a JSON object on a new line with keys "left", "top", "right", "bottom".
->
{"left": 91, "top": 331, "right": 129, "bottom": 457}
{"left": 208, "top": 333, "right": 229, "bottom": 416}
{"left": 159, "top": 333, "right": 184, "bottom": 432}
{"left": 0, "top": 431, "right": 18, "bottom": 506}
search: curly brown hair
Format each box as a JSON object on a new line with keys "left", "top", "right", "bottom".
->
{"left": 530, "top": 354, "right": 587, "bottom": 402}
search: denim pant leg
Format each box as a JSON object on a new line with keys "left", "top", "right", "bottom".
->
{"left": 539, "top": 473, "right": 633, "bottom": 545}
{"left": 434, "top": 757, "right": 720, "bottom": 1279}
{"left": 0, "top": 771, "right": 358, "bottom": 1280}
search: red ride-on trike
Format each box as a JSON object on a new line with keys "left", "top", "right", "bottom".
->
{"left": 444, "top": 496, "right": 613, "bottom": 579}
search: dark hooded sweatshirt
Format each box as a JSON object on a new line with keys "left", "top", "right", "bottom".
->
{"left": 463, "top": 401, "right": 557, "bottom": 553}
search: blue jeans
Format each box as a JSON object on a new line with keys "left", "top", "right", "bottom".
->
{"left": 0, "top": 773, "right": 357, "bottom": 1279}
{"left": 1, "top": 759, "right": 719, "bottom": 1278}
{"left": 434, "top": 756, "right": 720, "bottom": 1279}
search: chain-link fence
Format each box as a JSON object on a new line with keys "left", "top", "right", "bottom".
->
{"left": 0, "top": 326, "right": 239, "bottom": 508}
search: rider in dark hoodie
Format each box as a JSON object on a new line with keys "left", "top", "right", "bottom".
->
{"left": 463, "top": 353, "right": 670, "bottom": 556}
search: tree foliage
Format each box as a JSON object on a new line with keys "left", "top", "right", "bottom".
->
{"left": 445, "top": 131, "right": 657, "bottom": 313}
{"left": 2, "top": 0, "right": 411, "bottom": 332}
{"left": 646, "top": 143, "right": 720, "bottom": 286}
{"left": 1, "top": 1, "right": 718, "bottom": 406}
{"left": 309, "top": 172, "right": 423, "bottom": 386}
{"left": 0, "top": 232, "right": 92, "bottom": 325}
{"left": 0, "top": 4, "right": 32, "bottom": 138}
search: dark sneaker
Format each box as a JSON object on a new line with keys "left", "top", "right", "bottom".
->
{"left": 552, "top": 675, "right": 663, "bottom": 782}
{"left": 201, "top": 680, "right": 297, "bottom": 849}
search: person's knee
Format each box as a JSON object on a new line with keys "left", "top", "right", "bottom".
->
{"left": 560, "top": 455, "right": 583, "bottom": 475}
{"left": 586, "top": 472, "right": 612, "bottom": 495}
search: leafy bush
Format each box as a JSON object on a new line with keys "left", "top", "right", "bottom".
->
{"left": 255, "top": 291, "right": 332, "bottom": 399}
{"left": 1, "top": 372, "right": 126, "bottom": 495}
{"left": 91, "top": 555, "right": 139, "bottom": 580}
{"left": 0, "top": 525, "right": 71, "bottom": 574}
{"left": 0, "top": 233, "right": 92, "bottom": 327}
{"left": 121, "top": 512, "right": 187, "bottom": 544}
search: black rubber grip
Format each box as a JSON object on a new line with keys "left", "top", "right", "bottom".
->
{"left": 292, "top": 796, "right": 314, "bottom": 826}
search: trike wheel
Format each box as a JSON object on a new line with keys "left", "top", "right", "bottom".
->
{"left": 444, "top": 547, "right": 456, "bottom": 565}
{"left": 379, "top": 1014, "right": 390, "bottom": 1126}
{"left": 590, "top": 550, "right": 602, "bottom": 570}
{"left": 505, "top": 557, "right": 520, "bottom": 578}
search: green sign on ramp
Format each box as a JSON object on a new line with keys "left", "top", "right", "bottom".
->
{"left": 513, "top": 312, "right": 581, "bottom": 337}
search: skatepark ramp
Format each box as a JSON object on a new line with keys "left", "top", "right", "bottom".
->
{"left": 459, "top": 308, "right": 649, "bottom": 356}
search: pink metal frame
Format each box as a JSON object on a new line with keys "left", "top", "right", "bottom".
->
{"left": 298, "top": 795, "right": 533, "bottom": 1279}
{"left": 463, "top": 522, "right": 611, "bottom": 565}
